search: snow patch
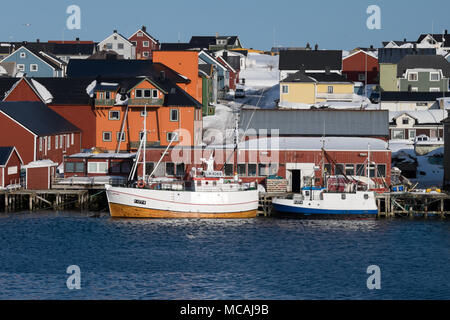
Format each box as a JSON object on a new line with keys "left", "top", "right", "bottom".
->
{"left": 86, "top": 80, "right": 97, "bottom": 97}
{"left": 31, "top": 79, "right": 53, "bottom": 104}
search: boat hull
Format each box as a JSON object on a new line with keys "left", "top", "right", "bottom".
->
{"left": 106, "top": 186, "right": 259, "bottom": 219}
{"left": 273, "top": 203, "right": 378, "bottom": 215}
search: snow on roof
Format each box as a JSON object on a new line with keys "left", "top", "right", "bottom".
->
{"left": 0, "top": 66, "right": 6, "bottom": 74}
{"left": 68, "top": 152, "right": 136, "bottom": 159}
{"left": 31, "top": 79, "right": 53, "bottom": 104}
{"left": 86, "top": 80, "right": 97, "bottom": 97}
{"left": 23, "top": 159, "right": 58, "bottom": 168}
{"left": 236, "top": 137, "right": 388, "bottom": 151}
{"left": 390, "top": 110, "right": 447, "bottom": 124}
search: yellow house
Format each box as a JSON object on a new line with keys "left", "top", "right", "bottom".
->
{"left": 280, "top": 72, "right": 354, "bottom": 105}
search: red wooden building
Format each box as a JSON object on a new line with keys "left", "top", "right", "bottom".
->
{"left": 22, "top": 160, "right": 58, "bottom": 190}
{"left": 0, "top": 101, "right": 81, "bottom": 165}
{"left": 217, "top": 55, "right": 239, "bottom": 90}
{"left": 136, "top": 137, "right": 392, "bottom": 192}
{"left": 1, "top": 77, "right": 96, "bottom": 150}
{"left": 128, "top": 26, "right": 160, "bottom": 60}
{"left": 342, "top": 50, "right": 379, "bottom": 84}
{"left": 0, "top": 147, "right": 23, "bottom": 189}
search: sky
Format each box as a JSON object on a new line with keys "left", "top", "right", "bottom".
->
{"left": 0, "top": 0, "right": 449, "bottom": 51}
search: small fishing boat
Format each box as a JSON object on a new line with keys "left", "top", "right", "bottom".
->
{"left": 273, "top": 142, "right": 379, "bottom": 216}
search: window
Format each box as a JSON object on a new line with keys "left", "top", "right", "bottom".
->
{"left": 88, "top": 162, "right": 108, "bottom": 174}
{"left": 60, "top": 135, "right": 63, "bottom": 149}
{"left": 121, "top": 162, "right": 131, "bottom": 173}
{"left": 137, "top": 32, "right": 143, "bottom": 37}
{"left": 139, "top": 131, "right": 147, "bottom": 140}
{"left": 55, "top": 136, "right": 59, "bottom": 149}
{"left": 176, "top": 163, "right": 185, "bottom": 177}
{"left": 335, "top": 164, "right": 345, "bottom": 175}
{"left": 377, "top": 164, "right": 386, "bottom": 177}
{"left": 145, "top": 162, "right": 155, "bottom": 175}
{"left": 369, "top": 164, "right": 376, "bottom": 178}
{"left": 48, "top": 136, "right": 51, "bottom": 150}
{"left": 140, "top": 110, "right": 148, "bottom": 117}
{"left": 109, "top": 111, "right": 120, "bottom": 120}
{"left": 152, "top": 89, "right": 158, "bottom": 98}
{"left": 324, "top": 164, "right": 332, "bottom": 175}
{"left": 103, "top": 132, "right": 112, "bottom": 142}
{"left": 39, "top": 137, "right": 43, "bottom": 152}
{"left": 411, "top": 87, "right": 418, "bottom": 92}
{"left": 430, "top": 72, "right": 440, "bottom": 81}
{"left": 409, "top": 129, "right": 416, "bottom": 140}
{"left": 143, "top": 51, "right": 150, "bottom": 57}
{"left": 392, "top": 129, "right": 405, "bottom": 140}
{"left": 20, "top": 52, "right": 26, "bottom": 58}
{"left": 143, "top": 90, "right": 151, "bottom": 98}
{"left": 17, "top": 64, "right": 25, "bottom": 72}
{"left": 117, "top": 43, "right": 124, "bottom": 50}
{"left": 66, "top": 162, "right": 84, "bottom": 173}
{"left": 117, "top": 132, "right": 126, "bottom": 142}
{"left": 7, "top": 166, "right": 18, "bottom": 175}
{"left": 224, "top": 164, "right": 234, "bottom": 176}
{"left": 105, "top": 43, "right": 113, "bottom": 50}
{"left": 65, "top": 162, "right": 75, "bottom": 173}
{"left": 408, "top": 72, "right": 418, "bottom": 81}
{"left": 30, "top": 64, "right": 38, "bottom": 72}
{"left": 358, "top": 74, "right": 366, "bottom": 81}
{"left": 166, "top": 162, "right": 175, "bottom": 176}
{"left": 327, "top": 86, "right": 334, "bottom": 94}
{"left": 282, "top": 85, "right": 289, "bottom": 94}
{"left": 248, "top": 164, "right": 257, "bottom": 177}
{"left": 345, "top": 164, "right": 355, "bottom": 176}
{"left": 237, "top": 164, "right": 246, "bottom": 176}
{"left": 131, "top": 41, "right": 137, "bottom": 46}
{"left": 430, "top": 88, "right": 440, "bottom": 92}
{"left": 66, "top": 134, "right": 70, "bottom": 148}
{"left": 105, "top": 91, "right": 111, "bottom": 100}
{"left": 111, "top": 162, "right": 121, "bottom": 174}
{"left": 402, "top": 118, "right": 409, "bottom": 125}
{"left": 135, "top": 89, "right": 143, "bottom": 98}
{"left": 71, "top": 133, "right": 74, "bottom": 145}
{"left": 167, "top": 132, "right": 179, "bottom": 142}
{"left": 143, "top": 41, "right": 149, "bottom": 47}
{"left": 170, "top": 109, "right": 179, "bottom": 122}
{"left": 356, "top": 164, "right": 365, "bottom": 176}
{"left": 258, "top": 164, "right": 268, "bottom": 177}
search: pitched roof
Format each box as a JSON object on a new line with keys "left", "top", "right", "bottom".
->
{"left": 389, "top": 110, "right": 447, "bottom": 125}
{"left": 66, "top": 60, "right": 190, "bottom": 83}
{"left": 0, "top": 101, "right": 81, "bottom": 135}
{"left": 378, "top": 48, "right": 437, "bottom": 64}
{"left": 0, "top": 147, "right": 15, "bottom": 166}
{"left": 239, "top": 109, "right": 389, "bottom": 137}
{"left": 381, "top": 91, "right": 450, "bottom": 102}
{"left": 31, "top": 78, "right": 96, "bottom": 105}
{"left": 0, "top": 78, "right": 20, "bottom": 99}
{"left": 281, "top": 71, "right": 352, "bottom": 83}
{"left": 160, "top": 43, "right": 198, "bottom": 51}
{"left": 129, "top": 27, "right": 159, "bottom": 44}
{"left": 1, "top": 42, "right": 96, "bottom": 56}
{"left": 279, "top": 50, "right": 342, "bottom": 71}
{"left": 396, "top": 54, "right": 450, "bottom": 77}
{"left": 189, "top": 36, "right": 239, "bottom": 48}
{"left": 417, "top": 33, "right": 450, "bottom": 47}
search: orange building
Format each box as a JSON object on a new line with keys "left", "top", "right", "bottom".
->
{"left": 152, "top": 51, "right": 203, "bottom": 104}
{"left": 94, "top": 76, "right": 202, "bottom": 152}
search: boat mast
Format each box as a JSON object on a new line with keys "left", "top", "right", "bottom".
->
{"left": 143, "top": 105, "right": 147, "bottom": 181}
{"left": 367, "top": 143, "right": 371, "bottom": 191}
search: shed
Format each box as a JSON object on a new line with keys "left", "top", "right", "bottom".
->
{"left": 22, "top": 160, "right": 58, "bottom": 190}
{"left": 0, "top": 147, "right": 23, "bottom": 189}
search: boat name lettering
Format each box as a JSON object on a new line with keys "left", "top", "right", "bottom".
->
{"left": 134, "top": 199, "right": 147, "bottom": 205}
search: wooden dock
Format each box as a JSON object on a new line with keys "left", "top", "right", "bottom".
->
{"left": 259, "top": 192, "right": 450, "bottom": 218}
{"left": 0, "top": 189, "right": 104, "bottom": 213}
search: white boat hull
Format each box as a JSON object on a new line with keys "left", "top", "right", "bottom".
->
{"left": 105, "top": 186, "right": 259, "bottom": 219}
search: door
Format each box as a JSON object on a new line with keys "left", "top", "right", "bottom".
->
{"left": 291, "top": 170, "right": 301, "bottom": 194}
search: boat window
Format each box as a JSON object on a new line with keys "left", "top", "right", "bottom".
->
{"left": 364, "top": 194, "right": 369, "bottom": 200}
{"left": 341, "top": 194, "right": 346, "bottom": 200}
{"left": 305, "top": 191, "right": 310, "bottom": 197}
{"left": 197, "top": 181, "right": 201, "bottom": 187}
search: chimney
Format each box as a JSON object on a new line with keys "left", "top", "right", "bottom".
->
{"left": 36, "top": 39, "right": 40, "bottom": 43}
{"left": 113, "top": 29, "right": 118, "bottom": 34}
{"left": 298, "top": 64, "right": 305, "bottom": 74}
{"left": 306, "top": 42, "right": 311, "bottom": 50}
{"left": 76, "top": 37, "right": 80, "bottom": 42}
{"left": 370, "top": 45, "right": 374, "bottom": 50}
{"left": 404, "top": 38, "right": 407, "bottom": 42}
{"left": 160, "top": 70, "right": 166, "bottom": 81}
{"left": 142, "top": 26, "right": 147, "bottom": 33}
{"left": 445, "top": 30, "right": 448, "bottom": 35}
{"left": 325, "top": 66, "right": 330, "bottom": 75}
{"left": 315, "top": 44, "right": 319, "bottom": 51}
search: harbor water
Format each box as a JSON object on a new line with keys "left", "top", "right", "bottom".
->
{"left": 0, "top": 211, "right": 448, "bottom": 300}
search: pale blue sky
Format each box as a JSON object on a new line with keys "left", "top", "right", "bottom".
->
{"left": 1, "top": 0, "right": 449, "bottom": 50}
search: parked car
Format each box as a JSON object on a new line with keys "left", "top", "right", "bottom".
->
{"left": 235, "top": 88, "right": 246, "bottom": 98}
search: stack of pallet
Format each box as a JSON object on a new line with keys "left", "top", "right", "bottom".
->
{"left": 266, "top": 178, "right": 288, "bottom": 193}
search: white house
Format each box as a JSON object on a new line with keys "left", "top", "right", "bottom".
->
{"left": 98, "top": 30, "right": 136, "bottom": 60}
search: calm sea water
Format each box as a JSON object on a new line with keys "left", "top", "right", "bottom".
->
{"left": 0, "top": 211, "right": 448, "bottom": 300}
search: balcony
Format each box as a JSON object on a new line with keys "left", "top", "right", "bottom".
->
{"left": 95, "top": 99, "right": 115, "bottom": 107}
{"left": 129, "top": 141, "right": 161, "bottom": 149}
{"left": 128, "top": 98, "right": 164, "bottom": 107}
{"left": 316, "top": 93, "right": 354, "bottom": 102}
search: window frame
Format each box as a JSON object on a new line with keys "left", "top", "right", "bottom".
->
{"left": 30, "top": 64, "right": 38, "bottom": 72}
{"left": 87, "top": 162, "right": 109, "bottom": 174}
{"left": 166, "top": 132, "right": 179, "bottom": 142}
{"left": 430, "top": 72, "right": 440, "bottom": 81}
{"left": 170, "top": 109, "right": 179, "bottom": 122}
{"left": 116, "top": 131, "right": 126, "bottom": 142}
{"left": 408, "top": 72, "right": 418, "bottom": 81}
{"left": 327, "top": 86, "right": 334, "bottom": 94}
{"left": 108, "top": 111, "right": 120, "bottom": 121}
{"left": 103, "top": 131, "right": 112, "bottom": 142}
{"left": 282, "top": 85, "right": 289, "bottom": 94}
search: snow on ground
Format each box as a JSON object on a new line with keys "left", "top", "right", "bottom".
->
{"left": 202, "top": 103, "right": 236, "bottom": 146}
{"left": 390, "top": 140, "right": 444, "bottom": 188}
{"left": 240, "top": 53, "right": 279, "bottom": 90}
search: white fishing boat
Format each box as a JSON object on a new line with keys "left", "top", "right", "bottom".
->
{"left": 105, "top": 108, "right": 259, "bottom": 219}
{"left": 273, "top": 142, "right": 379, "bottom": 216}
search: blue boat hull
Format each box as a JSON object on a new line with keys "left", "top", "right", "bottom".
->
{"left": 273, "top": 203, "right": 379, "bottom": 215}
